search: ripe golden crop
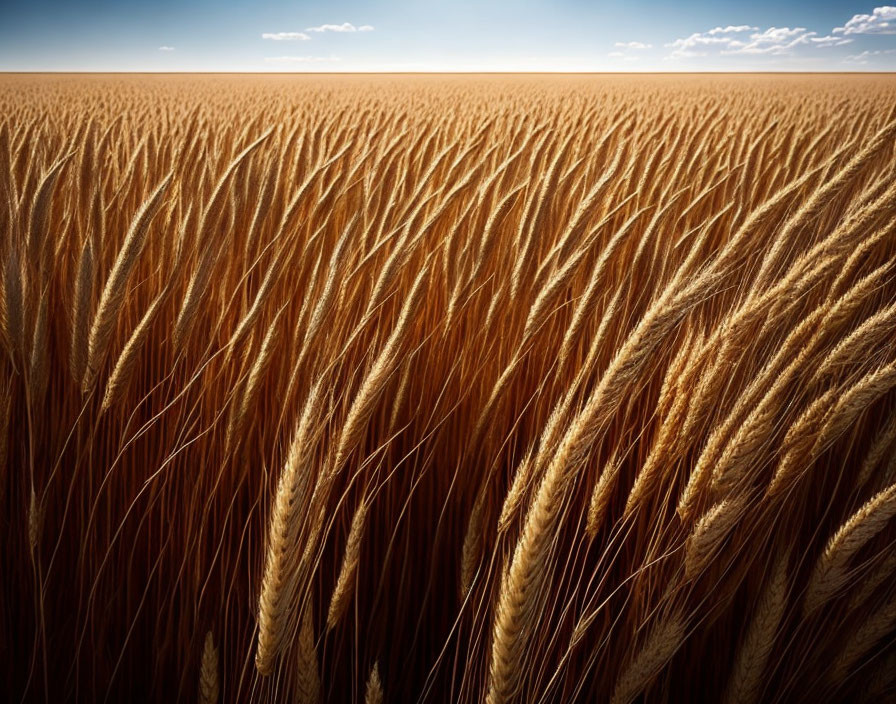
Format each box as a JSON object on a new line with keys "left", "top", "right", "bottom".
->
{"left": 2, "top": 73, "right": 896, "bottom": 702}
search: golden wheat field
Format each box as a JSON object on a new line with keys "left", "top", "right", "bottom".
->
{"left": 2, "top": 73, "right": 896, "bottom": 703}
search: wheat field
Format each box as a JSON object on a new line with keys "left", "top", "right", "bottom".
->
{"left": 2, "top": 73, "right": 896, "bottom": 703}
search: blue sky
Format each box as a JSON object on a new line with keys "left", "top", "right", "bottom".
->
{"left": 0, "top": 0, "right": 894, "bottom": 71}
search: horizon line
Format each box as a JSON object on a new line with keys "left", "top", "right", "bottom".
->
{"left": 2, "top": 70, "right": 895, "bottom": 75}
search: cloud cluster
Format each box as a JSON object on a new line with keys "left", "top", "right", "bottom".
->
{"left": 614, "top": 41, "right": 652, "bottom": 49}
{"left": 158, "top": 46, "right": 175, "bottom": 52}
{"left": 666, "top": 26, "right": 754, "bottom": 58}
{"left": 835, "top": 6, "right": 896, "bottom": 34}
{"left": 262, "top": 23, "right": 374, "bottom": 48}
{"left": 725, "top": 27, "right": 851, "bottom": 54}
{"left": 662, "top": 6, "right": 896, "bottom": 62}
{"left": 305, "top": 23, "right": 374, "bottom": 33}
{"left": 667, "top": 25, "right": 851, "bottom": 58}
{"left": 810, "top": 35, "right": 855, "bottom": 47}
{"left": 262, "top": 32, "right": 310, "bottom": 41}
{"left": 706, "top": 25, "right": 757, "bottom": 35}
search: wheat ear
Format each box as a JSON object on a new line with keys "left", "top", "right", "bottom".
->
{"left": 69, "top": 232, "right": 94, "bottom": 385}
{"left": 101, "top": 292, "right": 164, "bottom": 410}
{"left": 804, "top": 482, "right": 896, "bottom": 614}
{"left": 365, "top": 662, "right": 384, "bottom": 704}
{"left": 327, "top": 497, "right": 369, "bottom": 630}
{"left": 723, "top": 553, "right": 789, "bottom": 704}
{"left": 256, "top": 378, "right": 325, "bottom": 675}
{"left": 296, "top": 605, "right": 320, "bottom": 704}
{"left": 610, "top": 611, "right": 687, "bottom": 704}
{"left": 199, "top": 631, "right": 219, "bottom": 704}
{"left": 83, "top": 173, "right": 172, "bottom": 392}
{"left": 331, "top": 263, "right": 428, "bottom": 477}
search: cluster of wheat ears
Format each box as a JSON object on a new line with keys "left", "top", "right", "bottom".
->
{"left": 2, "top": 74, "right": 896, "bottom": 703}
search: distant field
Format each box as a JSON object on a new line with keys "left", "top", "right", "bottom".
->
{"left": 2, "top": 74, "right": 896, "bottom": 703}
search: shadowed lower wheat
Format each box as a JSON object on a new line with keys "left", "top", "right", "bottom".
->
{"left": 2, "top": 73, "right": 896, "bottom": 703}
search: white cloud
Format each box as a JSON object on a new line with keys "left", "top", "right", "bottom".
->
{"left": 614, "top": 41, "right": 652, "bottom": 49}
{"left": 809, "top": 35, "right": 853, "bottom": 47}
{"left": 264, "top": 56, "right": 342, "bottom": 63}
{"left": 668, "top": 24, "right": 853, "bottom": 59}
{"left": 844, "top": 47, "right": 896, "bottom": 62}
{"left": 305, "top": 23, "right": 373, "bottom": 33}
{"left": 262, "top": 32, "right": 311, "bottom": 41}
{"left": 158, "top": 46, "right": 175, "bottom": 51}
{"left": 722, "top": 27, "right": 815, "bottom": 54}
{"left": 835, "top": 6, "right": 896, "bottom": 34}
{"left": 666, "top": 26, "right": 754, "bottom": 58}
{"left": 707, "top": 25, "right": 759, "bottom": 35}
